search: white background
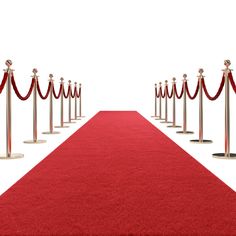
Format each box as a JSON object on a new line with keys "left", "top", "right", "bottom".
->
{"left": 0, "top": 0, "right": 236, "bottom": 194}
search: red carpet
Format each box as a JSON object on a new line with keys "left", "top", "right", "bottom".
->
{"left": 0, "top": 111, "right": 236, "bottom": 235}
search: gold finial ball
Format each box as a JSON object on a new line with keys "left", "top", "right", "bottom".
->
{"left": 224, "top": 60, "right": 231, "bottom": 68}
{"left": 75, "top": 82, "right": 77, "bottom": 85}
{"left": 32, "top": 68, "right": 38, "bottom": 74}
{"left": 79, "top": 83, "right": 82, "bottom": 87}
{"left": 183, "top": 74, "right": 187, "bottom": 79}
{"left": 165, "top": 80, "right": 168, "bottom": 83}
{"left": 60, "top": 77, "right": 64, "bottom": 81}
{"left": 68, "top": 80, "right": 71, "bottom": 84}
{"left": 198, "top": 68, "right": 204, "bottom": 74}
{"left": 159, "top": 82, "right": 162, "bottom": 85}
{"left": 172, "top": 77, "right": 176, "bottom": 81}
{"left": 155, "top": 83, "right": 157, "bottom": 87}
{"left": 49, "top": 74, "right": 53, "bottom": 78}
{"left": 5, "top": 59, "right": 12, "bottom": 68}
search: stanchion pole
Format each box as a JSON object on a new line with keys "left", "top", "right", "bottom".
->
{"left": 77, "top": 83, "right": 85, "bottom": 118}
{"left": 161, "top": 80, "right": 172, "bottom": 124}
{"left": 176, "top": 74, "right": 194, "bottom": 134}
{"left": 151, "top": 83, "right": 159, "bottom": 118}
{"left": 72, "top": 82, "right": 81, "bottom": 121}
{"left": 213, "top": 60, "right": 236, "bottom": 158}
{"left": 42, "top": 74, "right": 60, "bottom": 134}
{"left": 64, "top": 80, "right": 76, "bottom": 124}
{"left": 24, "top": 69, "right": 46, "bottom": 144}
{"left": 55, "top": 77, "right": 69, "bottom": 128}
{"left": 167, "top": 77, "right": 181, "bottom": 128}
{"left": 155, "top": 82, "right": 165, "bottom": 120}
{"left": 190, "top": 69, "right": 212, "bottom": 144}
{"left": 0, "top": 60, "right": 24, "bottom": 159}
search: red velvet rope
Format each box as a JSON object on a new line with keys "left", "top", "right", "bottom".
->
{"left": 159, "top": 87, "right": 165, "bottom": 98}
{"left": 202, "top": 76, "right": 225, "bottom": 101}
{"left": 155, "top": 87, "right": 159, "bottom": 98}
{"left": 174, "top": 83, "right": 184, "bottom": 99}
{"left": 166, "top": 86, "right": 173, "bottom": 98}
{"left": 37, "top": 81, "right": 51, "bottom": 100}
{"left": 53, "top": 84, "right": 63, "bottom": 99}
{"left": 11, "top": 75, "right": 35, "bottom": 101}
{"left": 185, "top": 81, "right": 199, "bottom": 100}
{"left": 0, "top": 72, "right": 8, "bottom": 93}
{"left": 63, "top": 86, "right": 71, "bottom": 98}
{"left": 228, "top": 71, "right": 236, "bottom": 93}
{"left": 71, "top": 87, "right": 75, "bottom": 98}
{"left": 76, "top": 87, "right": 81, "bottom": 98}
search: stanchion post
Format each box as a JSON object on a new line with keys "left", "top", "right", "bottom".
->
{"left": 24, "top": 69, "right": 46, "bottom": 144}
{"left": 55, "top": 77, "right": 69, "bottom": 128}
{"left": 77, "top": 83, "right": 85, "bottom": 118}
{"left": 155, "top": 82, "right": 165, "bottom": 120}
{"left": 161, "top": 80, "right": 172, "bottom": 124}
{"left": 167, "top": 77, "right": 181, "bottom": 128}
{"left": 64, "top": 80, "right": 76, "bottom": 124}
{"left": 190, "top": 69, "right": 212, "bottom": 144}
{"left": 42, "top": 74, "right": 60, "bottom": 134}
{"left": 71, "top": 82, "right": 81, "bottom": 121}
{"left": 176, "top": 74, "right": 194, "bottom": 134}
{"left": 213, "top": 60, "right": 236, "bottom": 158}
{"left": 0, "top": 60, "right": 24, "bottom": 159}
{"left": 154, "top": 83, "right": 157, "bottom": 117}
{"left": 151, "top": 83, "right": 159, "bottom": 118}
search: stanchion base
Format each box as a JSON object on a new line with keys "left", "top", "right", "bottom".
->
{"left": 151, "top": 115, "right": 159, "bottom": 118}
{"left": 24, "top": 140, "right": 46, "bottom": 144}
{"left": 77, "top": 116, "right": 85, "bottom": 118}
{"left": 176, "top": 131, "right": 194, "bottom": 134}
{"left": 54, "top": 125, "right": 70, "bottom": 128}
{"left": 64, "top": 121, "right": 76, "bottom": 124}
{"left": 0, "top": 153, "right": 24, "bottom": 160}
{"left": 190, "top": 139, "right": 213, "bottom": 144}
{"left": 42, "top": 131, "right": 60, "bottom": 135}
{"left": 155, "top": 117, "right": 165, "bottom": 120}
{"left": 71, "top": 118, "right": 81, "bottom": 120}
{"left": 212, "top": 153, "right": 236, "bottom": 159}
{"left": 160, "top": 121, "right": 172, "bottom": 124}
{"left": 167, "top": 125, "right": 182, "bottom": 128}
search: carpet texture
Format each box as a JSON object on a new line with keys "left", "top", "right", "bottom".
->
{"left": 0, "top": 111, "right": 235, "bottom": 235}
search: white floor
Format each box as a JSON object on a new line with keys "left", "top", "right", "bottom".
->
{"left": 0, "top": 110, "right": 235, "bottom": 196}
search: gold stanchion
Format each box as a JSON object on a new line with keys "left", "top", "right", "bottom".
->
{"left": 24, "top": 69, "right": 46, "bottom": 144}
{"left": 213, "top": 60, "right": 236, "bottom": 158}
{"left": 176, "top": 74, "right": 194, "bottom": 134}
{"left": 55, "top": 78, "right": 69, "bottom": 128}
{"left": 155, "top": 82, "right": 165, "bottom": 120}
{"left": 64, "top": 80, "right": 76, "bottom": 124}
{"left": 167, "top": 77, "right": 181, "bottom": 128}
{"left": 190, "top": 69, "right": 212, "bottom": 144}
{"left": 42, "top": 74, "right": 60, "bottom": 134}
{"left": 77, "top": 83, "right": 85, "bottom": 118}
{"left": 0, "top": 60, "right": 24, "bottom": 159}
{"left": 151, "top": 83, "right": 159, "bottom": 118}
{"left": 71, "top": 82, "right": 81, "bottom": 121}
{"left": 161, "top": 80, "right": 172, "bottom": 124}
